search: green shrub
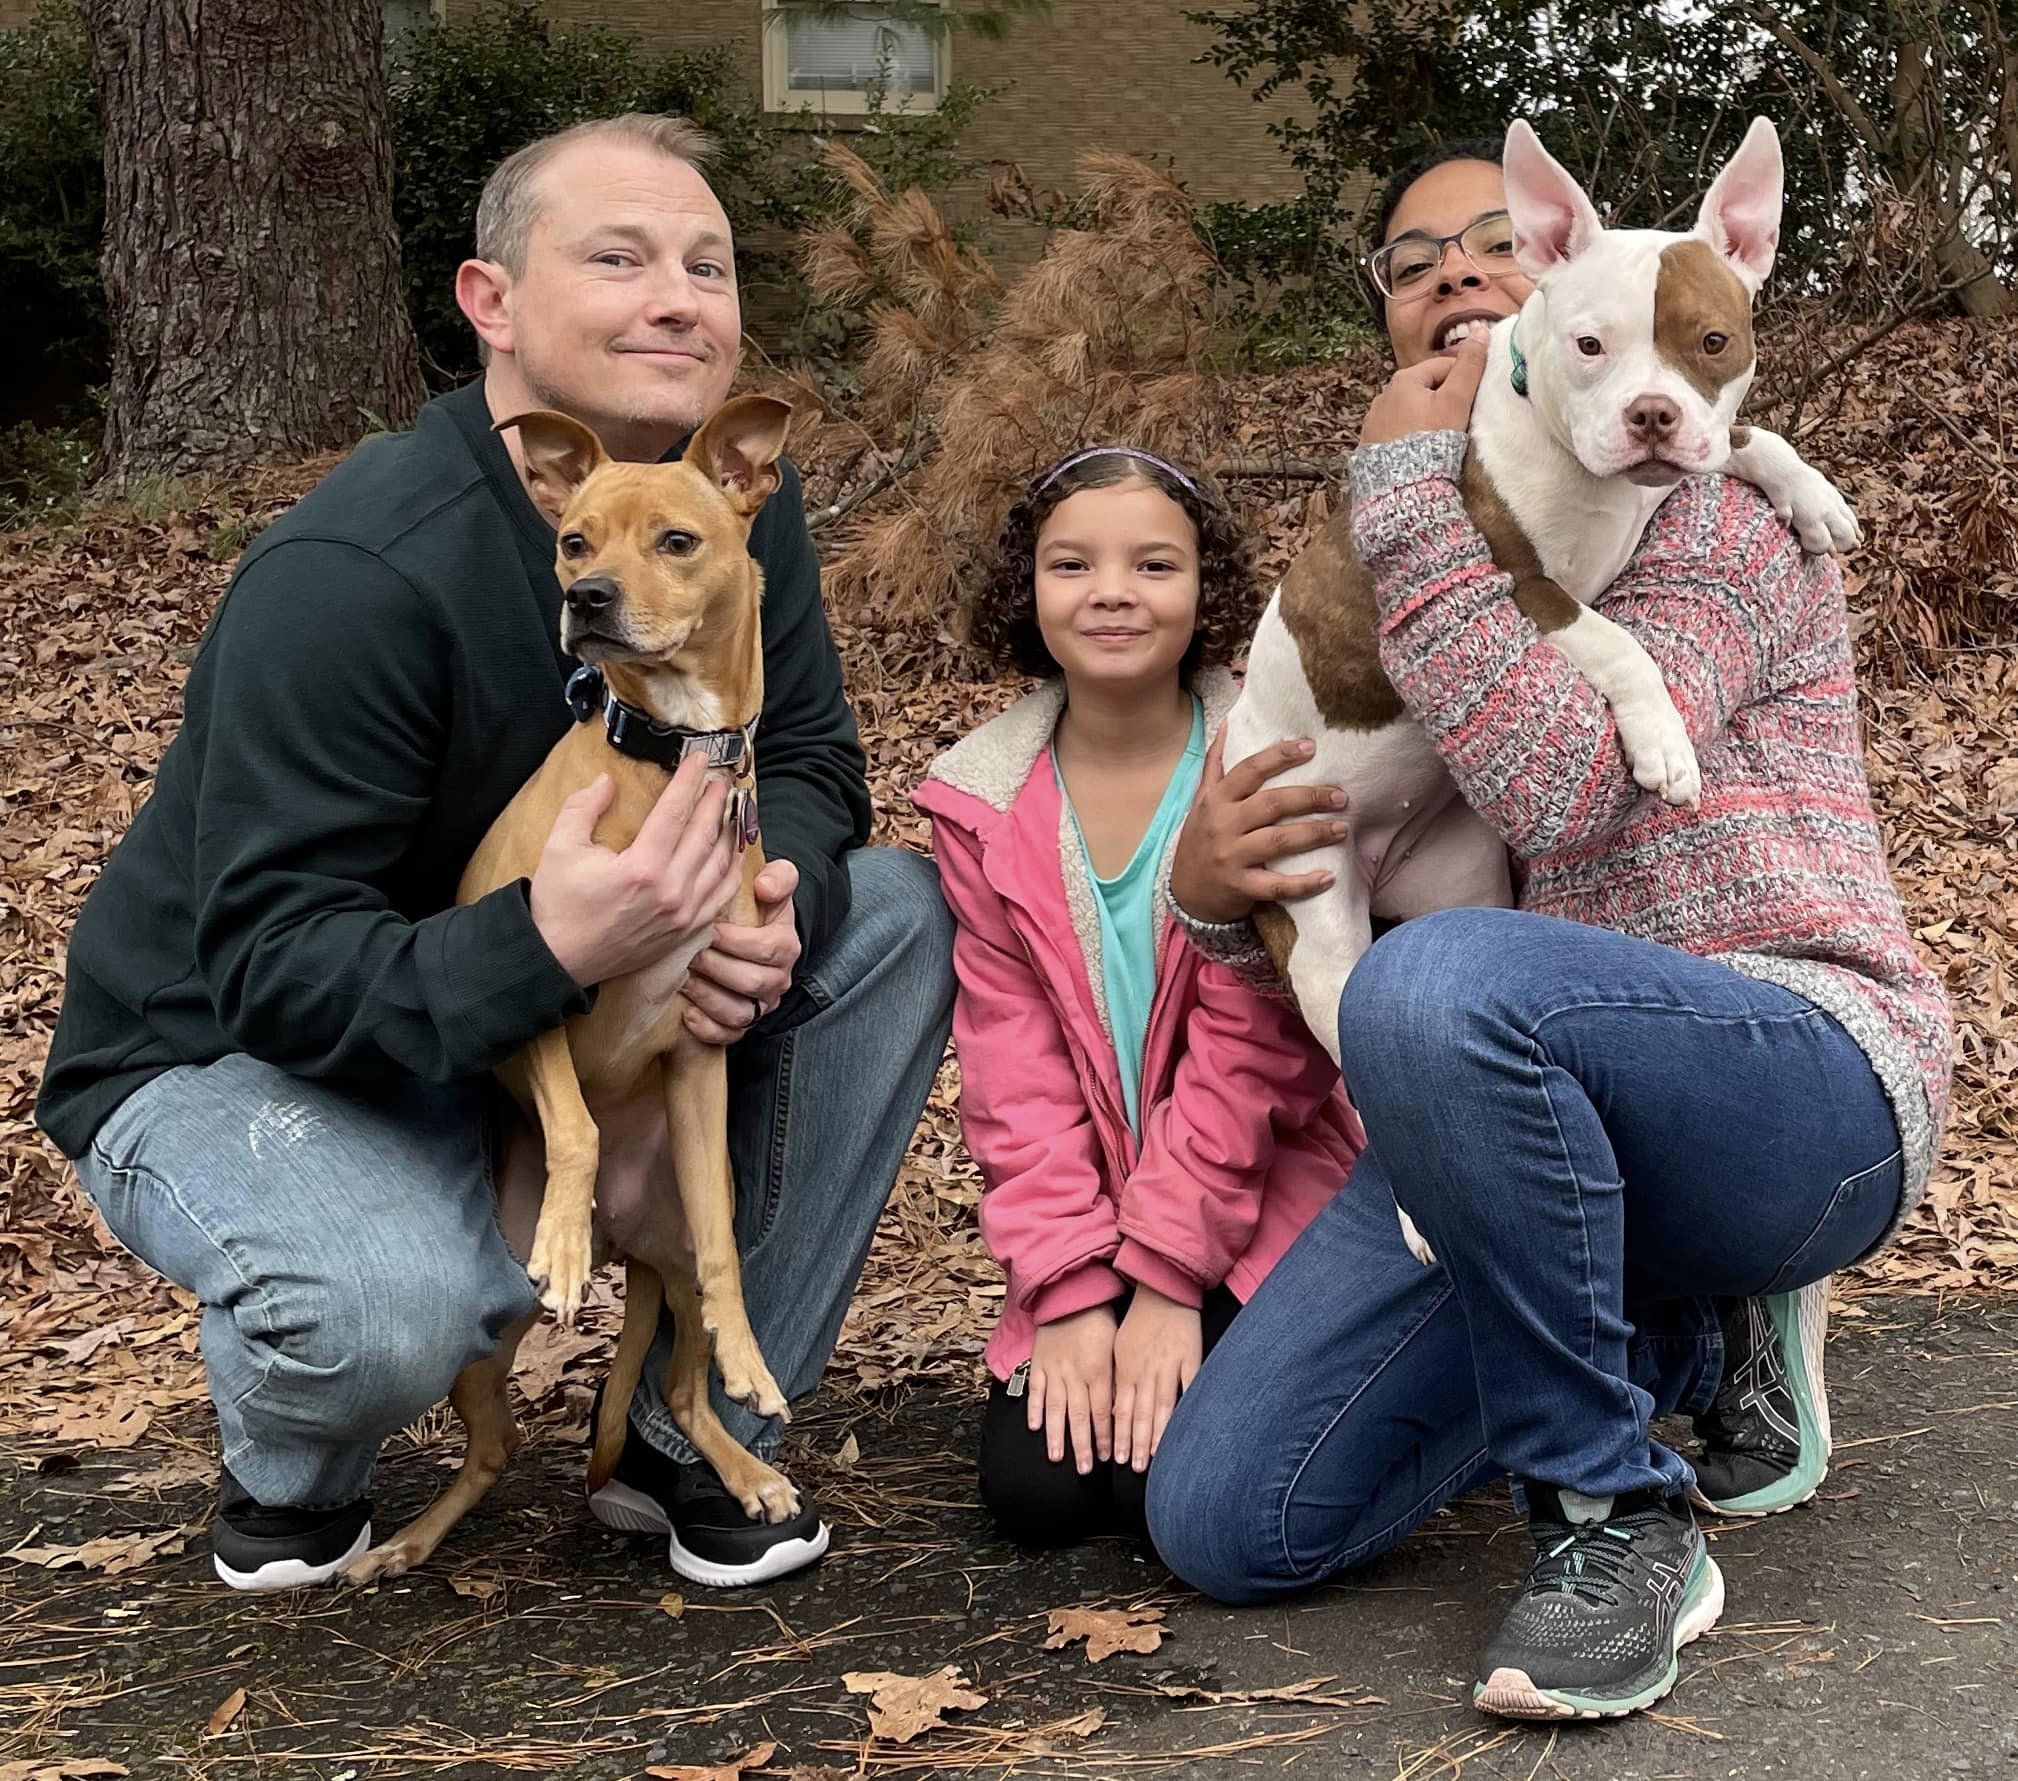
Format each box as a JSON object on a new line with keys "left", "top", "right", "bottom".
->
{"left": 0, "top": 411, "right": 100, "bottom": 530}
{"left": 0, "top": 1, "right": 106, "bottom": 420}
{"left": 388, "top": 0, "right": 995, "bottom": 387}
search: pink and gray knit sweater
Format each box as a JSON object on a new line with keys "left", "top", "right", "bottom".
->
{"left": 1233, "top": 431, "right": 1952, "bottom": 1221}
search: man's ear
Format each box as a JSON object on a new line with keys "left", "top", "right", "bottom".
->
{"left": 1502, "top": 118, "right": 1605, "bottom": 280}
{"left": 498, "top": 410, "right": 609, "bottom": 523}
{"left": 1695, "top": 116, "right": 1784, "bottom": 292}
{"left": 456, "top": 258, "right": 514, "bottom": 359}
{"left": 685, "top": 395, "right": 793, "bottom": 518}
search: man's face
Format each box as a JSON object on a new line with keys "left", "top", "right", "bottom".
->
{"left": 498, "top": 140, "right": 741, "bottom": 451}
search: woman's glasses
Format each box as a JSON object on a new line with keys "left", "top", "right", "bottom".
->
{"left": 1364, "top": 211, "right": 1518, "bottom": 301}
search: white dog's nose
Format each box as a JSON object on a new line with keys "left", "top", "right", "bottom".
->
{"left": 1624, "top": 394, "right": 1680, "bottom": 440}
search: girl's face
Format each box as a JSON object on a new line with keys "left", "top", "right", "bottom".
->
{"left": 1033, "top": 479, "right": 1200, "bottom": 690}
{"left": 1382, "top": 158, "right": 1536, "bottom": 370}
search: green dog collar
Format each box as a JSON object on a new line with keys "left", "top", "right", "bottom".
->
{"left": 1508, "top": 328, "right": 1530, "bottom": 399}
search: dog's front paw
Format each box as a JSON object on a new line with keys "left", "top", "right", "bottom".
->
{"left": 1616, "top": 700, "right": 1702, "bottom": 810}
{"left": 709, "top": 1325, "right": 790, "bottom": 1421}
{"left": 1397, "top": 1206, "right": 1438, "bottom": 1268}
{"left": 1776, "top": 469, "right": 1861, "bottom": 556}
{"left": 527, "top": 1215, "right": 594, "bottom": 1329}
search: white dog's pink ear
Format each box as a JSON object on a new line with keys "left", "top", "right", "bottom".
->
{"left": 1502, "top": 119, "right": 1604, "bottom": 279}
{"left": 1696, "top": 116, "right": 1783, "bottom": 290}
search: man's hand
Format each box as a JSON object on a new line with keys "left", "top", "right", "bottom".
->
{"left": 1111, "top": 1285, "right": 1202, "bottom": 1471}
{"left": 683, "top": 858, "right": 802, "bottom": 1045}
{"left": 1169, "top": 726, "right": 1350, "bottom": 924}
{"left": 1027, "top": 1304, "right": 1118, "bottom": 1474}
{"left": 528, "top": 755, "right": 741, "bottom": 987}
{"left": 1358, "top": 328, "right": 1489, "bottom": 447}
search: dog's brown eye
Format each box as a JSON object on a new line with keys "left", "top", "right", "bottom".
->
{"left": 559, "top": 532, "right": 589, "bottom": 559}
{"left": 658, "top": 530, "right": 699, "bottom": 557}
{"left": 1576, "top": 335, "right": 1604, "bottom": 358}
{"left": 1702, "top": 331, "right": 1729, "bottom": 355}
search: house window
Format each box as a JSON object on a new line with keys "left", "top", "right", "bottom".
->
{"left": 762, "top": 2, "right": 949, "bottom": 117}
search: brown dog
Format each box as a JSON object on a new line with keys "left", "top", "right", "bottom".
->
{"left": 344, "top": 395, "right": 812, "bottom": 1585}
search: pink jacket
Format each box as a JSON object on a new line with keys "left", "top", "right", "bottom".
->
{"left": 914, "top": 668, "right": 1365, "bottom": 1381}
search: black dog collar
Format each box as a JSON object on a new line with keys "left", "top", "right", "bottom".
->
{"left": 565, "top": 663, "right": 754, "bottom": 772}
{"left": 565, "top": 664, "right": 760, "bottom": 849}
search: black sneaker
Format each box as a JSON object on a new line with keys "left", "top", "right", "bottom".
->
{"left": 587, "top": 1412, "right": 828, "bottom": 1588}
{"left": 1474, "top": 1483, "right": 1725, "bottom": 1720}
{"left": 211, "top": 1466, "right": 371, "bottom": 1591}
{"left": 1690, "top": 1281, "right": 1831, "bottom": 1517}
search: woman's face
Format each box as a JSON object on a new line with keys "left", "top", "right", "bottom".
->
{"left": 1381, "top": 158, "right": 1536, "bottom": 370}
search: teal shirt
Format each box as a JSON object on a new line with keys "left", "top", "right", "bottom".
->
{"left": 1058, "top": 696, "right": 1207, "bottom": 1135}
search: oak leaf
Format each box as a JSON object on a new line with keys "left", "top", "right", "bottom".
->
{"left": 842, "top": 1666, "right": 988, "bottom": 1741}
{"left": 1043, "top": 1604, "right": 1167, "bottom": 1662}
{"left": 645, "top": 1741, "right": 777, "bottom": 1780}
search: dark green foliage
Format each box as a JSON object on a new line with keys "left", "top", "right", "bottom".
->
{"left": 0, "top": 1, "right": 105, "bottom": 422}
{"left": 1191, "top": 0, "right": 2016, "bottom": 323}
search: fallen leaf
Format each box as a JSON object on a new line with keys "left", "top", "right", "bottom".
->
{"left": 645, "top": 1743, "right": 777, "bottom": 1780}
{"left": 5, "top": 1526, "right": 187, "bottom": 1575}
{"left": 447, "top": 1572, "right": 501, "bottom": 1601}
{"left": 1043, "top": 1604, "right": 1167, "bottom": 1662}
{"left": 204, "top": 1686, "right": 247, "bottom": 1736}
{"left": 833, "top": 1431, "right": 860, "bottom": 1470}
{"left": 842, "top": 1666, "right": 988, "bottom": 1742}
{"left": 658, "top": 1590, "right": 686, "bottom": 1618}
{"left": 0, "top": 1765, "right": 130, "bottom": 1781}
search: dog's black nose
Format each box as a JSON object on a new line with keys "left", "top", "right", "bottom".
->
{"left": 565, "top": 575, "right": 620, "bottom": 616}
{"left": 1625, "top": 394, "right": 1680, "bottom": 438}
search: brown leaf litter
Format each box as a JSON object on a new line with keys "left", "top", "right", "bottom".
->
{"left": 0, "top": 322, "right": 2010, "bottom": 1511}
{"left": 842, "top": 1665, "right": 990, "bottom": 1742}
{"left": 1043, "top": 1603, "right": 1169, "bottom": 1662}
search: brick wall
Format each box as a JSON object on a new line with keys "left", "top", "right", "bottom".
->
{"left": 447, "top": 0, "right": 1310, "bottom": 211}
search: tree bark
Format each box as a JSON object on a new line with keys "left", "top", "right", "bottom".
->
{"left": 85, "top": 0, "right": 424, "bottom": 492}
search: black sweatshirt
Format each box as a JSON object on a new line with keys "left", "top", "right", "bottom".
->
{"left": 37, "top": 381, "right": 871, "bottom": 1158}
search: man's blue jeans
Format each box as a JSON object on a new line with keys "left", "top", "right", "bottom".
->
{"left": 73, "top": 848, "right": 954, "bottom": 1508}
{"left": 1147, "top": 908, "right": 1903, "bottom": 1605}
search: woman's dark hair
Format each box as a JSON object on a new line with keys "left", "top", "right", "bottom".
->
{"left": 961, "top": 448, "right": 1256, "bottom": 680}
{"left": 1358, "top": 134, "right": 1506, "bottom": 316}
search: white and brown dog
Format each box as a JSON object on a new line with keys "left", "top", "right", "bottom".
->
{"left": 1221, "top": 119, "right": 1858, "bottom": 1261}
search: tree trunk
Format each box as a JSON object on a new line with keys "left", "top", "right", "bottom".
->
{"left": 85, "top": 0, "right": 424, "bottom": 492}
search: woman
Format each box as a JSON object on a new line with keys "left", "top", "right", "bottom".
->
{"left": 1144, "top": 138, "right": 1952, "bottom": 1722}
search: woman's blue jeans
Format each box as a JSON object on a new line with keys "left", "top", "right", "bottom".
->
{"left": 1147, "top": 908, "right": 1903, "bottom": 1605}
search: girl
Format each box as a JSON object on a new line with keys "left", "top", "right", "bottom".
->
{"left": 914, "top": 447, "right": 1364, "bottom": 1547}
{"left": 1146, "top": 139, "right": 1952, "bottom": 1720}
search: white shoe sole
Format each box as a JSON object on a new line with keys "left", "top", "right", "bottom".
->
{"left": 589, "top": 1479, "right": 830, "bottom": 1588}
{"left": 213, "top": 1520, "right": 372, "bottom": 1591}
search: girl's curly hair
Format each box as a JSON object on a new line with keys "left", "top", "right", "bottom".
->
{"left": 960, "top": 448, "right": 1256, "bottom": 680}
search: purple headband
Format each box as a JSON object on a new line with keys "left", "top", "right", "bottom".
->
{"left": 1030, "top": 445, "right": 1201, "bottom": 500}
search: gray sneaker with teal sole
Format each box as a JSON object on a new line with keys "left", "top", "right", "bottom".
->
{"left": 1690, "top": 1280, "right": 1831, "bottom": 1517}
{"left": 1474, "top": 1484, "right": 1725, "bottom": 1720}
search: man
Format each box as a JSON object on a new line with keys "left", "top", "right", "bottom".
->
{"left": 36, "top": 114, "right": 955, "bottom": 1592}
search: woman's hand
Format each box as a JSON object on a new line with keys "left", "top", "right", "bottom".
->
{"left": 1358, "top": 328, "right": 1489, "bottom": 447}
{"left": 1112, "top": 1286, "right": 1203, "bottom": 1471}
{"left": 1028, "top": 1304, "right": 1118, "bottom": 1474}
{"left": 1170, "top": 727, "right": 1351, "bottom": 924}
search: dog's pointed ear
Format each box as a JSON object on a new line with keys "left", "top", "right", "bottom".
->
{"left": 498, "top": 410, "right": 609, "bottom": 523}
{"left": 685, "top": 396, "right": 794, "bottom": 518}
{"left": 1502, "top": 119, "right": 1605, "bottom": 280}
{"left": 1696, "top": 116, "right": 1783, "bottom": 292}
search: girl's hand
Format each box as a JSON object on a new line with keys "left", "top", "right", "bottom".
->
{"left": 1111, "top": 1286, "right": 1203, "bottom": 1471}
{"left": 1358, "top": 329, "right": 1489, "bottom": 447}
{"left": 1028, "top": 1304, "right": 1118, "bottom": 1474}
{"left": 1170, "top": 727, "right": 1350, "bottom": 924}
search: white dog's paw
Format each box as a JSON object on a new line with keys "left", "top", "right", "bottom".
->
{"left": 1774, "top": 468, "right": 1861, "bottom": 556}
{"left": 1397, "top": 1206, "right": 1438, "bottom": 1268}
{"left": 1616, "top": 698, "right": 1701, "bottom": 810}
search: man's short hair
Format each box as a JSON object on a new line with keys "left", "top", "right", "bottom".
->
{"left": 474, "top": 113, "right": 719, "bottom": 277}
